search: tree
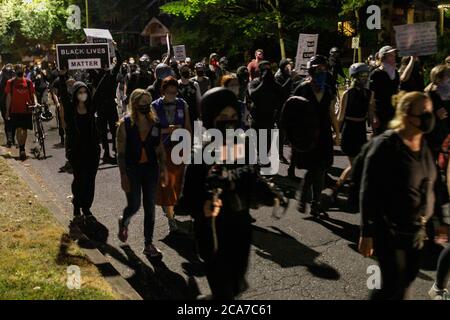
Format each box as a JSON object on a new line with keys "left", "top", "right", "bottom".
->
{"left": 161, "top": 0, "right": 340, "bottom": 64}
{"left": 0, "top": 0, "right": 84, "bottom": 59}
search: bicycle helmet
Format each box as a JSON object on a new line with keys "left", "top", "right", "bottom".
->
{"left": 349, "top": 63, "right": 370, "bottom": 78}
{"left": 329, "top": 47, "right": 340, "bottom": 55}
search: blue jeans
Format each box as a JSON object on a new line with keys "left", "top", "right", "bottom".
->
{"left": 122, "top": 163, "right": 159, "bottom": 246}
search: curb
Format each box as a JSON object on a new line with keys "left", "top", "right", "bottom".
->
{"left": 0, "top": 146, "right": 143, "bottom": 300}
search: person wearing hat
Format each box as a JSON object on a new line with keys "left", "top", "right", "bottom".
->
{"left": 328, "top": 63, "right": 374, "bottom": 205}
{"left": 125, "top": 54, "right": 154, "bottom": 101}
{"left": 206, "top": 53, "right": 223, "bottom": 88}
{"left": 328, "top": 47, "right": 346, "bottom": 96}
{"left": 55, "top": 68, "right": 101, "bottom": 222}
{"left": 147, "top": 63, "right": 175, "bottom": 101}
{"left": 369, "top": 45, "right": 400, "bottom": 135}
{"left": 248, "top": 60, "right": 285, "bottom": 164}
{"left": 181, "top": 87, "right": 284, "bottom": 300}
{"left": 219, "top": 56, "right": 231, "bottom": 76}
{"left": 191, "top": 62, "right": 211, "bottom": 96}
{"left": 289, "top": 55, "right": 340, "bottom": 216}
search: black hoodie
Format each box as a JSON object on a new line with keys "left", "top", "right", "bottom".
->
{"left": 58, "top": 76, "right": 100, "bottom": 160}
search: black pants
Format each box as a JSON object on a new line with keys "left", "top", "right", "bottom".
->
{"left": 299, "top": 167, "right": 326, "bottom": 206}
{"left": 1, "top": 104, "right": 16, "bottom": 144}
{"left": 70, "top": 151, "right": 100, "bottom": 211}
{"left": 194, "top": 212, "right": 252, "bottom": 299}
{"left": 372, "top": 231, "right": 422, "bottom": 300}
{"left": 436, "top": 244, "right": 450, "bottom": 290}
{"left": 98, "top": 105, "right": 119, "bottom": 156}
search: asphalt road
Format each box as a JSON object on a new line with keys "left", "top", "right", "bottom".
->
{"left": 0, "top": 108, "right": 445, "bottom": 300}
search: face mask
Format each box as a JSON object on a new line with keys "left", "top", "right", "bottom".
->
{"left": 181, "top": 71, "right": 190, "bottom": 79}
{"left": 411, "top": 112, "right": 435, "bottom": 134}
{"left": 313, "top": 72, "right": 328, "bottom": 90}
{"left": 216, "top": 119, "right": 239, "bottom": 136}
{"left": 138, "top": 104, "right": 151, "bottom": 114}
{"left": 382, "top": 63, "right": 396, "bottom": 80}
{"left": 196, "top": 71, "right": 204, "bottom": 77}
{"left": 437, "top": 79, "right": 450, "bottom": 101}
{"left": 77, "top": 93, "right": 88, "bottom": 103}
{"left": 16, "top": 72, "right": 24, "bottom": 78}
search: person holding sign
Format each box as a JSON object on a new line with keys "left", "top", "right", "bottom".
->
{"left": 369, "top": 46, "right": 400, "bottom": 135}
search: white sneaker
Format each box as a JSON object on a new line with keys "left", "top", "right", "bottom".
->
{"left": 428, "top": 283, "right": 449, "bottom": 300}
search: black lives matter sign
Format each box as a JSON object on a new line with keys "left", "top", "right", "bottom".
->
{"left": 56, "top": 43, "right": 110, "bottom": 70}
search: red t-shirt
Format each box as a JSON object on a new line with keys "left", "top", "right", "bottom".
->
{"left": 5, "top": 78, "right": 35, "bottom": 114}
{"left": 247, "top": 60, "right": 260, "bottom": 81}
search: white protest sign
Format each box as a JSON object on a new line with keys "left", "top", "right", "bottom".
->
{"left": 295, "top": 34, "right": 319, "bottom": 76}
{"left": 173, "top": 45, "right": 187, "bottom": 61}
{"left": 84, "top": 28, "right": 115, "bottom": 58}
{"left": 394, "top": 22, "right": 437, "bottom": 57}
{"left": 352, "top": 37, "right": 360, "bottom": 49}
{"left": 57, "top": 43, "right": 110, "bottom": 70}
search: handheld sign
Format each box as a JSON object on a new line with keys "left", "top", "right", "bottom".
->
{"left": 84, "top": 28, "right": 116, "bottom": 58}
{"left": 173, "top": 45, "right": 187, "bottom": 61}
{"left": 394, "top": 22, "right": 437, "bottom": 57}
{"left": 57, "top": 43, "right": 110, "bottom": 70}
{"left": 295, "top": 34, "right": 319, "bottom": 76}
{"left": 352, "top": 37, "right": 360, "bottom": 49}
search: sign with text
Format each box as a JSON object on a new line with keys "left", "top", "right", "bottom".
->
{"left": 56, "top": 43, "right": 110, "bottom": 70}
{"left": 295, "top": 34, "right": 319, "bottom": 76}
{"left": 84, "top": 28, "right": 115, "bottom": 58}
{"left": 352, "top": 36, "right": 360, "bottom": 49}
{"left": 173, "top": 45, "right": 187, "bottom": 61}
{"left": 394, "top": 22, "right": 437, "bottom": 57}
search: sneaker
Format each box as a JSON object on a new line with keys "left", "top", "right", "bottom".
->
{"left": 298, "top": 201, "right": 307, "bottom": 214}
{"left": 428, "top": 283, "right": 449, "bottom": 300}
{"left": 102, "top": 154, "right": 116, "bottom": 164}
{"left": 143, "top": 244, "right": 163, "bottom": 259}
{"left": 287, "top": 166, "right": 296, "bottom": 179}
{"left": 168, "top": 218, "right": 180, "bottom": 234}
{"left": 19, "top": 151, "right": 26, "bottom": 161}
{"left": 118, "top": 218, "right": 128, "bottom": 243}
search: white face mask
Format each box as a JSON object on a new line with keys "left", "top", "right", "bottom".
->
{"left": 77, "top": 93, "right": 88, "bottom": 102}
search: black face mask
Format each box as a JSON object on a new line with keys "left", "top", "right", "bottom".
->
{"left": 138, "top": 104, "right": 151, "bottom": 114}
{"left": 181, "top": 71, "right": 190, "bottom": 79}
{"left": 16, "top": 72, "right": 24, "bottom": 78}
{"left": 196, "top": 71, "right": 204, "bottom": 77}
{"left": 411, "top": 112, "right": 435, "bottom": 133}
{"left": 216, "top": 119, "right": 239, "bottom": 136}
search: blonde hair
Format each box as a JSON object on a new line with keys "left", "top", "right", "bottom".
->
{"left": 430, "top": 64, "right": 450, "bottom": 84}
{"left": 127, "top": 89, "right": 157, "bottom": 126}
{"left": 389, "top": 91, "right": 431, "bottom": 130}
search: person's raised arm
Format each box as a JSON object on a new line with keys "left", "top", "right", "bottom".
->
{"left": 400, "top": 56, "right": 416, "bottom": 83}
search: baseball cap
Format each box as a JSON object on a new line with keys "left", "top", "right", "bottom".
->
{"left": 378, "top": 46, "right": 397, "bottom": 58}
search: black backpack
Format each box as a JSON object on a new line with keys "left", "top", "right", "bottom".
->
{"left": 281, "top": 96, "right": 320, "bottom": 153}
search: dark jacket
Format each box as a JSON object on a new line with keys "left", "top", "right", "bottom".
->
{"left": 57, "top": 75, "right": 100, "bottom": 161}
{"left": 360, "top": 130, "right": 445, "bottom": 241}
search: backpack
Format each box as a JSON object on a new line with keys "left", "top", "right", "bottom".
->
{"left": 347, "top": 130, "right": 396, "bottom": 211}
{"left": 281, "top": 96, "right": 320, "bottom": 152}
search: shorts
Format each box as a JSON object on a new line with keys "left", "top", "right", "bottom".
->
{"left": 10, "top": 113, "right": 33, "bottom": 131}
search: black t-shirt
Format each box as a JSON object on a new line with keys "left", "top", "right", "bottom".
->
{"left": 361, "top": 131, "right": 437, "bottom": 237}
{"left": 369, "top": 68, "right": 400, "bottom": 121}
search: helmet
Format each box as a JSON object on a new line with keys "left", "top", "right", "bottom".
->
{"left": 329, "top": 47, "right": 340, "bottom": 55}
{"left": 195, "top": 62, "right": 206, "bottom": 70}
{"left": 155, "top": 63, "right": 175, "bottom": 80}
{"left": 349, "top": 63, "right": 370, "bottom": 77}
{"left": 307, "top": 55, "right": 328, "bottom": 74}
{"left": 139, "top": 54, "right": 150, "bottom": 62}
{"left": 40, "top": 107, "right": 53, "bottom": 122}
